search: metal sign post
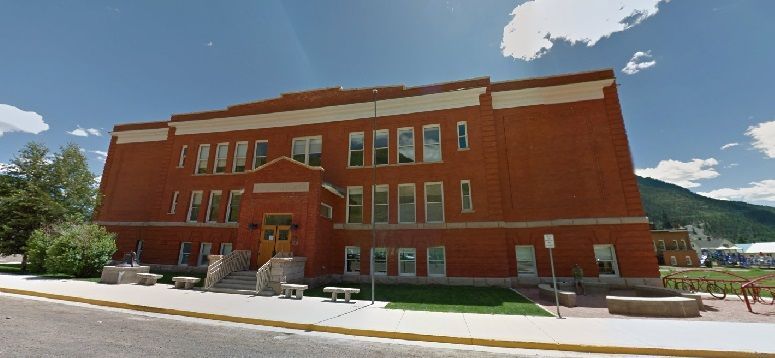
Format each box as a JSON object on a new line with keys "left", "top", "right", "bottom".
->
{"left": 544, "top": 234, "right": 562, "bottom": 319}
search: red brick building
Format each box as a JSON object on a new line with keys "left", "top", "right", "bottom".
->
{"left": 97, "top": 69, "right": 660, "bottom": 287}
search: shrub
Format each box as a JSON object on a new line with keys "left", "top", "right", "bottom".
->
{"left": 31, "top": 223, "right": 117, "bottom": 277}
{"left": 26, "top": 227, "right": 56, "bottom": 273}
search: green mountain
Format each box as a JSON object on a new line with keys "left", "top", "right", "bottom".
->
{"left": 637, "top": 176, "right": 775, "bottom": 243}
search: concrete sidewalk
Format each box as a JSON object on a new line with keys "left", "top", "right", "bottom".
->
{"left": 1, "top": 273, "right": 773, "bottom": 357}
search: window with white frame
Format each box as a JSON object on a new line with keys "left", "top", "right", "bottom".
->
{"left": 225, "top": 190, "right": 242, "bottom": 223}
{"left": 516, "top": 245, "right": 537, "bottom": 275}
{"left": 398, "top": 248, "right": 416, "bottom": 276}
{"left": 670, "top": 255, "right": 678, "bottom": 266}
{"left": 345, "top": 246, "right": 360, "bottom": 274}
{"left": 214, "top": 143, "right": 229, "bottom": 173}
{"left": 679, "top": 240, "right": 687, "bottom": 250}
{"left": 320, "top": 203, "right": 333, "bottom": 219}
{"left": 374, "top": 129, "right": 389, "bottom": 166}
{"left": 685, "top": 256, "right": 692, "bottom": 266}
{"left": 233, "top": 142, "right": 248, "bottom": 172}
{"left": 373, "top": 248, "right": 387, "bottom": 275}
{"left": 424, "top": 182, "right": 444, "bottom": 223}
{"left": 292, "top": 136, "right": 322, "bottom": 166}
{"left": 178, "top": 145, "right": 188, "bottom": 168}
{"left": 198, "top": 242, "right": 212, "bottom": 266}
{"left": 347, "top": 187, "right": 363, "bottom": 224}
{"left": 220, "top": 243, "right": 233, "bottom": 256}
{"left": 373, "top": 184, "right": 388, "bottom": 224}
{"left": 206, "top": 190, "right": 222, "bottom": 223}
{"left": 423, "top": 125, "right": 441, "bottom": 162}
{"left": 460, "top": 180, "right": 473, "bottom": 212}
{"left": 398, "top": 184, "right": 416, "bottom": 223}
{"left": 348, "top": 132, "right": 364, "bottom": 167}
{"left": 397, "top": 127, "right": 415, "bottom": 163}
{"left": 178, "top": 242, "right": 192, "bottom": 265}
{"left": 253, "top": 140, "right": 268, "bottom": 169}
{"left": 657, "top": 240, "right": 666, "bottom": 251}
{"left": 594, "top": 244, "right": 619, "bottom": 276}
{"left": 169, "top": 191, "right": 179, "bottom": 214}
{"left": 195, "top": 145, "right": 210, "bottom": 174}
{"left": 457, "top": 121, "right": 469, "bottom": 149}
{"left": 427, "top": 246, "right": 446, "bottom": 276}
{"left": 187, "top": 191, "right": 203, "bottom": 222}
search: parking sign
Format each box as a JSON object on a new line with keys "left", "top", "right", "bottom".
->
{"left": 544, "top": 234, "right": 555, "bottom": 248}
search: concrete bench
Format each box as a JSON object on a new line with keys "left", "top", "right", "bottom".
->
{"left": 280, "top": 283, "right": 309, "bottom": 299}
{"left": 538, "top": 283, "right": 577, "bottom": 307}
{"left": 171, "top": 276, "right": 201, "bottom": 289}
{"left": 606, "top": 296, "right": 700, "bottom": 318}
{"left": 633, "top": 285, "right": 703, "bottom": 310}
{"left": 136, "top": 273, "right": 163, "bottom": 286}
{"left": 323, "top": 287, "right": 360, "bottom": 303}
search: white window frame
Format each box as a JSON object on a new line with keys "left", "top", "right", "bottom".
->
{"left": 291, "top": 136, "right": 322, "bottom": 166}
{"left": 396, "top": 127, "right": 415, "bottom": 164}
{"left": 213, "top": 142, "right": 229, "bottom": 174}
{"left": 205, "top": 190, "right": 222, "bottom": 223}
{"left": 232, "top": 141, "right": 248, "bottom": 172}
{"left": 168, "top": 191, "right": 179, "bottom": 214}
{"left": 670, "top": 255, "right": 678, "bottom": 266}
{"left": 515, "top": 245, "right": 537, "bottom": 275}
{"left": 679, "top": 240, "right": 687, "bottom": 250}
{"left": 457, "top": 121, "right": 469, "bottom": 150}
{"left": 373, "top": 184, "right": 389, "bottom": 224}
{"left": 178, "top": 242, "right": 192, "bottom": 266}
{"left": 427, "top": 246, "right": 446, "bottom": 277}
{"left": 220, "top": 242, "right": 233, "bottom": 255}
{"left": 685, "top": 256, "right": 692, "bottom": 266}
{"left": 657, "top": 240, "right": 666, "bottom": 251}
{"left": 225, "top": 190, "right": 243, "bottom": 223}
{"left": 177, "top": 145, "right": 188, "bottom": 168}
{"left": 253, "top": 140, "right": 269, "bottom": 169}
{"left": 345, "top": 246, "right": 361, "bottom": 274}
{"left": 348, "top": 132, "right": 364, "bottom": 167}
{"left": 373, "top": 247, "right": 387, "bottom": 276}
{"left": 373, "top": 129, "right": 389, "bottom": 166}
{"left": 672, "top": 240, "right": 679, "bottom": 250}
{"left": 397, "top": 183, "right": 416, "bottom": 224}
{"left": 460, "top": 180, "right": 473, "bottom": 212}
{"left": 593, "top": 244, "right": 620, "bottom": 277}
{"left": 187, "top": 191, "right": 203, "bottom": 223}
{"left": 346, "top": 186, "right": 363, "bottom": 224}
{"left": 424, "top": 182, "right": 445, "bottom": 223}
{"left": 422, "top": 124, "right": 441, "bottom": 163}
{"left": 398, "top": 248, "right": 416, "bottom": 276}
{"left": 197, "top": 242, "right": 212, "bottom": 267}
{"left": 320, "top": 203, "right": 333, "bottom": 219}
{"left": 195, "top": 144, "right": 210, "bottom": 175}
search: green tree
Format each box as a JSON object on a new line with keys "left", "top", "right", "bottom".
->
{"left": 51, "top": 143, "right": 98, "bottom": 221}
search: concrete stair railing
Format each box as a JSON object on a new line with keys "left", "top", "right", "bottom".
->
{"left": 204, "top": 250, "right": 251, "bottom": 289}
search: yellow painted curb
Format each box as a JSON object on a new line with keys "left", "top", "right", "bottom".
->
{"left": 0, "top": 286, "right": 763, "bottom": 358}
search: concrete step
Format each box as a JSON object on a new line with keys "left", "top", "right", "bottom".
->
{"left": 219, "top": 278, "right": 256, "bottom": 286}
{"left": 212, "top": 282, "right": 256, "bottom": 291}
{"left": 257, "top": 288, "right": 276, "bottom": 297}
{"left": 208, "top": 287, "right": 256, "bottom": 295}
{"left": 229, "top": 271, "right": 257, "bottom": 278}
{"left": 221, "top": 276, "right": 257, "bottom": 283}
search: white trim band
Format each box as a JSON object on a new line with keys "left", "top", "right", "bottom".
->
{"left": 253, "top": 181, "right": 310, "bottom": 193}
{"left": 492, "top": 79, "right": 614, "bottom": 109}
{"left": 333, "top": 216, "right": 648, "bottom": 230}
{"left": 112, "top": 128, "right": 170, "bottom": 144}
{"left": 95, "top": 221, "right": 238, "bottom": 228}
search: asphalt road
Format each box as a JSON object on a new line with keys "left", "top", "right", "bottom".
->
{"left": 0, "top": 295, "right": 583, "bottom": 358}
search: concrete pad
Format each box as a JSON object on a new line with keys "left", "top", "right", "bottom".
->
{"left": 322, "top": 306, "right": 404, "bottom": 332}
{"left": 463, "top": 313, "right": 555, "bottom": 343}
{"left": 525, "top": 316, "right": 649, "bottom": 348}
{"left": 395, "top": 310, "right": 470, "bottom": 338}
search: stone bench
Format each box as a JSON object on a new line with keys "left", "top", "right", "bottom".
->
{"left": 633, "top": 285, "right": 703, "bottom": 310}
{"left": 323, "top": 287, "right": 361, "bottom": 303}
{"left": 171, "top": 276, "right": 201, "bottom": 289}
{"left": 606, "top": 296, "right": 700, "bottom": 318}
{"left": 538, "top": 283, "right": 577, "bottom": 307}
{"left": 280, "top": 283, "right": 309, "bottom": 299}
{"left": 136, "top": 273, "right": 163, "bottom": 286}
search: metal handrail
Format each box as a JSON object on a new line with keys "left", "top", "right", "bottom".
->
{"left": 203, "top": 250, "right": 250, "bottom": 289}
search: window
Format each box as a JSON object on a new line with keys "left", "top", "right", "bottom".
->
{"left": 348, "top": 132, "right": 364, "bottom": 167}
{"left": 225, "top": 190, "right": 242, "bottom": 223}
{"left": 657, "top": 240, "right": 666, "bottom": 251}
{"left": 373, "top": 248, "right": 387, "bottom": 275}
{"left": 178, "top": 145, "right": 188, "bottom": 168}
{"left": 516, "top": 246, "right": 537, "bottom": 275}
{"left": 195, "top": 145, "right": 210, "bottom": 174}
{"left": 373, "top": 184, "right": 388, "bottom": 224}
{"left": 398, "top": 184, "right": 416, "bottom": 223}
{"left": 460, "top": 180, "right": 473, "bottom": 212}
{"left": 398, "top": 248, "right": 416, "bottom": 276}
{"left": 672, "top": 240, "right": 679, "bottom": 250}
{"left": 428, "top": 246, "right": 446, "bottom": 277}
{"left": 178, "top": 242, "right": 192, "bottom": 265}
{"left": 670, "top": 256, "right": 678, "bottom": 266}
{"left": 187, "top": 191, "right": 203, "bottom": 222}
{"left": 292, "top": 136, "right": 322, "bottom": 166}
{"left": 214, "top": 143, "right": 228, "bottom": 173}
{"left": 169, "top": 191, "right": 179, "bottom": 214}
{"left": 685, "top": 256, "right": 693, "bottom": 266}
{"left": 397, "top": 127, "right": 415, "bottom": 163}
{"left": 198, "top": 242, "right": 212, "bottom": 266}
{"left": 594, "top": 244, "right": 619, "bottom": 276}
{"left": 457, "top": 121, "right": 469, "bottom": 149}
{"left": 374, "top": 129, "right": 389, "bottom": 166}
{"left": 424, "top": 182, "right": 444, "bottom": 223}
{"left": 320, "top": 203, "right": 333, "bottom": 219}
{"left": 220, "top": 243, "right": 233, "bottom": 256}
{"left": 206, "top": 190, "right": 222, "bottom": 223}
{"left": 345, "top": 246, "right": 360, "bottom": 274}
{"left": 233, "top": 142, "right": 248, "bottom": 172}
{"left": 253, "top": 140, "right": 268, "bottom": 169}
{"left": 347, "top": 187, "right": 363, "bottom": 224}
{"left": 422, "top": 125, "right": 441, "bottom": 162}
{"left": 679, "top": 240, "right": 687, "bottom": 250}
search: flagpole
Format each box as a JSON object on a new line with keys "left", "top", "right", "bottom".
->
{"left": 371, "top": 88, "right": 377, "bottom": 304}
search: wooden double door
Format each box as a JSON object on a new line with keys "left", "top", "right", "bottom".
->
{"left": 257, "top": 214, "right": 293, "bottom": 266}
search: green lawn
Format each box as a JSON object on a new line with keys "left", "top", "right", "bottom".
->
{"left": 305, "top": 283, "right": 552, "bottom": 316}
{"left": 0, "top": 263, "right": 21, "bottom": 274}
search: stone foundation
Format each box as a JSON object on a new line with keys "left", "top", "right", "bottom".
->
{"left": 268, "top": 257, "right": 307, "bottom": 293}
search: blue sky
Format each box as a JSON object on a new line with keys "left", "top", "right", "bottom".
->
{"left": 1, "top": 0, "right": 774, "bottom": 205}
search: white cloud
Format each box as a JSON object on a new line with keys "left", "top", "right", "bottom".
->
{"left": 501, "top": 0, "right": 665, "bottom": 60}
{"left": 622, "top": 50, "right": 656, "bottom": 75}
{"left": 720, "top": 142, "right": 739, "bottom": 150}
{"left": 67, "top": 126, "right": 102, "bottom": 137}
{"left": 745, "top": 120, "right": 775, "bottom": 158}
{"left": 0, "top": 104, "right": 49, "bottom": 137}
{"left": 636, "top": 158, "right": 720, "bottom": 188}
{"left": 90, "top": 150, "right": 108, "bottom": 163}
{"left": 699, "top": 180, "right": 775, "bottom": 204}
{"left": 206, "top": 41, "right": 214, "bottom": 47}
{"left": 724, "top": 163, "right": 739, "bottom": 169}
